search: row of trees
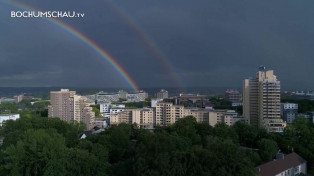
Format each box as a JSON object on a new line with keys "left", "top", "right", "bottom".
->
{"left": 0, "top": 101, "right": 49, "bottom": 115}
{"left": 0, "top": 115, "right": 313, "bottom": 175}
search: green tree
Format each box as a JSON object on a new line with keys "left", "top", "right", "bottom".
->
{"left": 258, "top": 138, "right": 278, "bottom": 162}
{"left": 92, "top": 107, "right": 101, "bottom": 117}
{"left": 2, "top": 129, "right": 68, "bottom": 176}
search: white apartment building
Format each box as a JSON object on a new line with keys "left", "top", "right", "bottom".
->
{"left": 0, "top": 114, "right": 20, "bottom": 126}
{"left": 100, "top": 103, "right": 125, "bottom": 117}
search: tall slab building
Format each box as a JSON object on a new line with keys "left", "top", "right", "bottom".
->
{"left": 243, "top": 66, "right": 286, "bottom": 132}
{"left": 48, "top": 89, "right": 95, "bottom": 130}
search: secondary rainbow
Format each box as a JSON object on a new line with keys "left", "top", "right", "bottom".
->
{"left": 105, "top": 1, "right": 184, "bottom": 91}
{"left": 0, "top": 0, "right": 140, "bottom": 92}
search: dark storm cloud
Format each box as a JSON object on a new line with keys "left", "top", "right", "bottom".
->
{"left": 1, "top": 0, "right": 314, "bottom": 89}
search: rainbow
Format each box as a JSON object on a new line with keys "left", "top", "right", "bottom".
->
{"left": 106, "top": 1, "right": 184, "bottom": 90}
{"left": 0, "top": 0, "right": 140, "bottom": 92}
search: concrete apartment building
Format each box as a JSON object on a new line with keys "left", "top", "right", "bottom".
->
{"left": 184, "top": 108, "right": 242, "bottom": 126}
{"left": 110, "top": 108, "right": 154, "bottom": 128}
{"left": 110, "top": 101, "right": 245, "bottom": 128}
{"left": 48, "top": 89, "right": 95, "bottom": 130}
{"left": 243, "top": 67, "right": 286, "bottom": 133}
{"left": 156, "top": 89, "right": 168, "bottom": 99}
{"left": 281, "top": 103, "right": 298, "bottom": 124}
{"left": 156, "top": 102, "right": 185, "bottom": 126}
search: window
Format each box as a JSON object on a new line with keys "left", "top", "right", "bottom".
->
{"left": 295, "top": 166, "right": 299, "bottom": 173}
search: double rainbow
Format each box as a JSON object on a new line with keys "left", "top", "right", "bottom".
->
{"left": 0, "top": 0, "right": 140, "bottom": 92}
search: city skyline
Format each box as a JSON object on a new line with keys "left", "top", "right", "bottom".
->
{"left": 1, "top": 0, "right": 314, "bottom": 90}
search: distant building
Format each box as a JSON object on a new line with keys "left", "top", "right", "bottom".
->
{"left": 0, "top": 114, "right": 20, "bottom": 126}
{"left": 281, "top": 103, "right": 298, "bottom": 124}
{"left": 84, "top": 90, "right": 148, "bottom": 104}
{"left": 0, "top": 98, "right": 16, "bottom": 104}
{"left": 156, "top": 89, "right": 168, "bottom": 99}
{"left": 126, "top": 91, "right": 148, "bottom": 102}
{"left": 225, "top": 89, "right": 242, "bottom": 104}
{"left": 13, "top": 94, "right": 35, "bottom": 103}
{"left": 290, "top": 90, "right": 314, "bottom": 101}
{"left": 118, "top": 90, "right": 127, "bottom": 99}
{"left": 298, "top": 112, "right": 314, "bottom": 123}
{"left": 173, "top": 93, "right": 207, "bottom": 107}
{"left": 243, "top": 67, "right": 286, "bottom": 133}
{"left": 97, "top": 92, "right": 120, "bottom": 104}
{"left": 256, "top": 152, "right": 307, "bottom": 176}
{"left": 82, "top": 94, "right": 96, "bottom": 104}
{"left": 48, "top": 89, "right": 95, "bottom": 130}
{"left": 308, "top": 112, "right": 314, "bottom": 123}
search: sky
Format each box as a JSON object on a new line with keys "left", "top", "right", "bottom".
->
{"left": 0, "top": 0, "right": 313, "bottom": 90}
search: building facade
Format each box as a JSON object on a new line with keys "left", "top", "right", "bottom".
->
{"left": 225, "top": 89, "right": 242, "bottom": 103}
{"left": 100, "top": 103, "right": 125, "bottom": 117}
{"left": 48, "top": 89, "right": 95, "bottom": 130}
{"left": 110, "top": 101, "right": 245, "bottom": 128}
{"left": 243, "top": 67, "right": 286, "bottom": 132}
{"left": 156, "top": 89, "right": 168, "bottom": 99}
{"left": 156, "top": 102, "right": 185, "bottom": 126}
{"left": 110, "top": 108, "right": 154, "bottom": 128}
{"left": 281, "top": 103, "right": 298, "bottom": 124}
{"left": 126, "top": 91, "right": 148, "bottom": 102}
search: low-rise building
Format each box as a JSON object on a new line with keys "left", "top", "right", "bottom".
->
{"left": 110, "top": 101, "right": 246, "bottom": 128}
{"left": 281, "top": 103, "right": 298, "bottom": 124}
{"left": 100, "top": 103, "right": 125, "bottom": 117}
{"left": 256, "top": 152, "right": 306, "bottom": 176}
{"left": 110, "top": 108, "right": 154, "bottom": 128}
{"left": 0, "top": 114, "right": 20, "bottom": 126}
